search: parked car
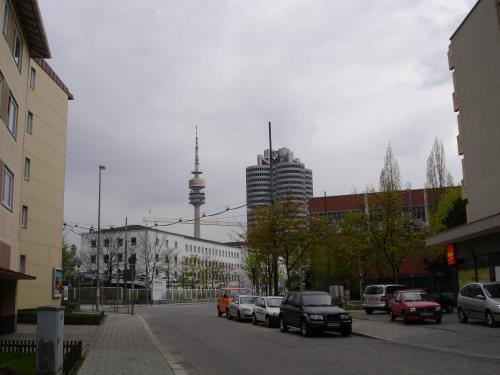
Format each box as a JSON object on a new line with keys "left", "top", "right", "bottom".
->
{"left": 362, "top": 284, "right": 408, "bottom": 314}
{"left": 227, "top": 295, "right": 257, "bottom": 321}
{"left": 423, "top": 289, "right": 456, "bottom": 313}
{"left": 216, "top": 288, "right": 251, "bottom": 317}
{"left": 279, "top": 291, "right": 352, "bottom": 337}
{"left": 457, "top": 282, "right": 500, "bottom": 327}
{"left": 389, "top": 289, "right": 442, "bottom": 324}
{"left": 252, "top": 296, "right": 283, "bottom": 327}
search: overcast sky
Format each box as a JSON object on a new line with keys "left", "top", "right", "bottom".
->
{"left": 38, "top": 0, "right": 476, "bottom": 244}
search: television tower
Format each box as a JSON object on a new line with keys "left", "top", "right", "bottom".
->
{"left": 189, "top": 127, "right": 206, "bottom": 238}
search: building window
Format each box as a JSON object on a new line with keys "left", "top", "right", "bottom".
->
{"left": 155, "top": 238, "right": 159, "bottom": 245}
{"left": 117, "top": 254, "right": 123, "bottom": 262}
{"left": 175, "top": 241, "right": 178, "bottom": 249}
{"left": 26, "top": 111, "right": 33, "bottom": 134}
{"left": 91, "top": 255, "right": 96, "bottom": 264}
{"left": 155, "top": 253, "right": 159, "bottom": 261}
{"left": 12, "top": 26, "right": 22, "bottom": 69}
{"left": 103, "top": 254, "right": 109, "bottom": 263}
{"left": 131, "top": 237, "right": 136, "bottom": 246}
{"left": 118, "top": 238, "right": 123, "bottom": 247}
{"left": 174, "top": 256, "right": 177, "bottom": 263}
{"left": 21, "top": 205, "right": 28, "bottom": 228}
{"left": 165, "top": 240, "right": 169, "bottom": 248}
{"left": 1, "top": 165, "right": 14, "bottom": 211}
{"left": 2, "top": 1, "right": 9, "bottom": 37}
{"left": 185, "top": 244, "right": 188, "bottom": 251}
{"left": 19, "top": 255, "right": 26, "bottom": 274}
{"left": 104, "top": 239, "right": 110, "bottom": 247}
{"left": 24, "top": 158, "right": 30, "bottom": 180}
{"left": 7, "top": 93, "right": 17, "bottom": 139}
{"left": 91, "top": 240, "right": 96, "bottom": 248}
{"left": 29, "top": 67, "right": 36, "bottom": 89}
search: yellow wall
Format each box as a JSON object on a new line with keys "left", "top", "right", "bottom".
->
{"left": 17, "top": 59, "right": 69, "bottom": 309}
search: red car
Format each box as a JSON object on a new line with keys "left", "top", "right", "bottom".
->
{"left": 389, "top": 289, "right": 442, "bottom": 324}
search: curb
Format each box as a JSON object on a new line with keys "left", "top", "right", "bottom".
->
{"left": 352, "top": 329, "right": 500, "bottom": 362}
{"left": 138, "top": 314, "right": 189, "bottom": 375}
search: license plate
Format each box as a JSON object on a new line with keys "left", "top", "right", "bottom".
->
{"left": 328, "top": 322, "right": 340, "bottom": 327}
{"left": 420, "top": 312, "right": 432, "bottom": 316}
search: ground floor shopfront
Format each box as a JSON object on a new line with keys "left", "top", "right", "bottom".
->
{"left": 427, "top": 213, "right": 500, "bottom": 296}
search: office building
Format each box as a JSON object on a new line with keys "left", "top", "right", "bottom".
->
{"left": 246, "top": 147, "right": 313, "bottom": 226}
{"left": 0, "top": 0, "right": 72, "bottom": 333}
{"left": 80, "top": 225, "right": 246, "bottom": 289}
{"left": 427, "top": 0, "right": 500, "bottom": 288}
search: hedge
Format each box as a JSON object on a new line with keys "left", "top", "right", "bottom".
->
{"left": 17, "top": 310, "right": 105, "bottom": 325}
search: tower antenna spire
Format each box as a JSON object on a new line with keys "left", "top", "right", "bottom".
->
{"left": 189, "top": 126, "right": 205, "bottom": 238}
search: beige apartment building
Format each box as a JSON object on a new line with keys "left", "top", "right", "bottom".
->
{"left": 0, "top": 0, "right": 72, "bottom": 333}
{"left": 427, "top": 0, "right": 500, "bottom": 290}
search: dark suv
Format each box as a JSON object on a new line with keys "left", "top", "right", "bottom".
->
{"left": 279, "top": 291, "right": 352, "bottom": 337}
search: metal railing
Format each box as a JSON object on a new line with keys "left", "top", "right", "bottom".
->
{"left": 66, "top": 287, "right": 221, "bottom": 307}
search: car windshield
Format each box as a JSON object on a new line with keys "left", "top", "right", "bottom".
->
{"left": 266, "top": 297, "right": 283, "bottom": 307}
{"left": 401, "top": 292, "right": 429, "bottom": 302}
{"left": 239, "top": 297, "right": 255, "bottom": 304}
{"left": 302, "top": 293, "right": 331, "bottom": 306}
{"left": 484, "top": 284, "right": 500, "bottom": 298}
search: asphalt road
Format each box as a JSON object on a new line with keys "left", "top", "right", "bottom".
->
{"left": 138, "top": 304, "right": 500, "bottom": 375}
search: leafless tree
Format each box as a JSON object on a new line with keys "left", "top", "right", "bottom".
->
{"left": 426, "top": 137, "right": 454, "bottom": 188}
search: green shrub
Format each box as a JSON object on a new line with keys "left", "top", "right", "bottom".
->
{"left": 17, "top": 310, "right": 105, "bottom": 325}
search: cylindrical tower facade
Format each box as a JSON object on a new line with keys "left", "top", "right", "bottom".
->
{"left": 189, "top": 128, "right": 205, "bottom": 238}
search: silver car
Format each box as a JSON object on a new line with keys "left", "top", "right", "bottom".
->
{"left": 362, "top": 284, "right": 408, "bottom": 314}
{"left": 457, "top": 282, "right": 500, "bottom": 327}
{"left": 227, "top": 295, "right": 257, "bottom": 321}
{"left": 252, "top": 296, "right": 283, "bottom": 328}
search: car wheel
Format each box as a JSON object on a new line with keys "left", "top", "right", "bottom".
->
{"left": 265, "top": 315, "right": 272, "bottom": 328}
{"left": 365, "top": 308, "right": 373, "bottom": 315}
{"left": 301, "top": 320, "right": 312, "bottom": 337}
{"left": 435, "top": 318, "right": 442, "bottom": 324}
{"left": 390, "top": 311, "right": 396, "bottom": 322}
{"left": 252, "top": 314, "right": 257, "bottom": 325}
{"left": 227, "top": 309, "right": 232, "bottom": 320}
{"left": 458, "top": 308, "right": 468, "bottom": 324}
{"left": 340, "top": 325, "right": 352, "bottom": 337}
{"left": 485, "top": 311, "right": 496, "bottom": 327}
{"left": 403, "top": 312, "right": 409, "bottom": 325}
{"left": 279, "top": 316, "right": 288, "bottom": 333}
{"left": 217, "top": 308, "right": 222, "bottom": 317}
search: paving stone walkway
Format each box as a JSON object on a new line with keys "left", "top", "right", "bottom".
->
{"left": 78, "top": 313, "right": 174, "bottom": 375}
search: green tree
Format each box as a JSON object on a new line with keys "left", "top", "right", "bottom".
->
{"left": 429, "top": 187, "right": 467, "bottom": 234}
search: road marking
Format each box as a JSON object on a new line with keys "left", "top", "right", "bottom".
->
{"left": 138, "top": 314, "right": 189, "bottom": 375}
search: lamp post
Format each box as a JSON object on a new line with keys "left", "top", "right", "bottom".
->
{"left": 96, "top": 165, "right": 106, "bottom": 312}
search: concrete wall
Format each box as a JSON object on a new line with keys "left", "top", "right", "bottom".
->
{"left": 451, "top": 0, "right": 500, "bottom": 222}
{"left": 17, "top": 59, "right": 69, "bottom": 309}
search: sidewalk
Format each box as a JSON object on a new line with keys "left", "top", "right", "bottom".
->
{"left": 78, "top": 313, "right": 175, "bottom": 375}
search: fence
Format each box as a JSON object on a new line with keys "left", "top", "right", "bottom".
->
{"left": 0, "top": 339, "right": 82, "bottom": 375}
{"left": 66, "top": 287, "right": 221, "bottom": 307}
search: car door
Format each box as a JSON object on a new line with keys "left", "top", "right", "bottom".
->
{"left": 464, "top": 285, "right": 482, "bottom": 319}
{"left": 283, "top": 293, "right": 296, "bottom": 325}
{"left": 472, "top": 285, "right": 487, "bottom": 319}
{"left": 391, "top": 292, "right": 402, "bottom": 316}
{"left": 289, "top": 294, "right": 303, "bottom": 327}
{"left": 255, "top": 298, "right": 264, "bottom": 321}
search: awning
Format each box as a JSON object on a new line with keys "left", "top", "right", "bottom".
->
{"left": 426, "top": 212, "right": 500, "bottom": 246}
{"left": 0, "top": 267, "right": 36, "bottom": 280}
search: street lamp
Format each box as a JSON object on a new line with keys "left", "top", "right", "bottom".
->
{"left": 96, "top": 165, "right": 106, "bottom": 312}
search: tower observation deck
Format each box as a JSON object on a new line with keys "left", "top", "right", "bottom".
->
{"left": 189, "top": 127, "right": 206, "bottom": 238}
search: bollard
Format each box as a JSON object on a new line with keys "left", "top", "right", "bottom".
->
{"left": 36, "top": 306, "right": 64, "bottom": 375}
